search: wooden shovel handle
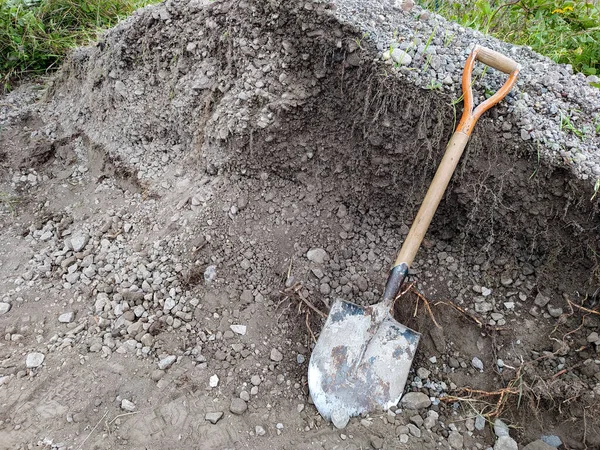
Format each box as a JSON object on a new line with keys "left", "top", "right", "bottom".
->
{"left": 393, "top": 46, "right": 519, "bottom": 269}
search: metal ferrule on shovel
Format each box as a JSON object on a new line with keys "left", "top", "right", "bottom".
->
{"left": 308, "top": 45, "right": 520, "bottom": 422}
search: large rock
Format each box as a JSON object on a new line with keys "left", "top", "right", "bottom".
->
{"left": 400, "top": 392, "right": 431, "bottom": 409}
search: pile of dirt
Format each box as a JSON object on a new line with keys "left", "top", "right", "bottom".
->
{"left": 1, "top": 0, "right": 599, "bottom": 449}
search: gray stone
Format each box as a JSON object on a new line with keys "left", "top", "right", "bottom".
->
{"left": 494, "top": 436, "right": 518, "bottom": 450}
{"left": 70, "top": 233, "right": 89, "bottom": 252}
{"left": 547, "top": 304, "right": 563, "bottom": 318}
{"left": 297, "top": 354, "right": 305, "bottom": 364}
{"left": 448, "top": 430, "right": 464, "bottom": 449}
{"left": 306, "top": 248, "right": 329, "bottom": 264}
{"left": 400, "top": 392, "right": 431, "bottom": 409}
{"left": 26, "top": 352, "right": 45, "bottom": 368}
{"left": 331, "top": 407, "right": 350, "bottom": 429}
{"left": 534, "top": 293, "right": 550, "bottom": 307}
{"left": 230, "top": 324, "right": 247, "bottom": 335}
{"left": 58, "top": 312, "right": 75, "bottom": 323}
{"left": 410, "top": 414, "right": 424, "bottom": 427}
{"left": 151, "top": 369, "right": 165, "bottom": 381}
{"left": 407, "top": 423, "right": 421, "bottom": 437}
{"left": 472, "top": 357, "right": 484, "bottom": 371}
{"left": 255, "top": 425, "right": 266, "bottom": 436}
{"left": 587, "top": 332, "right": 599, "bottom": 343}
{"left": 205, "top": 412, "right": 223, "bottom": 424}
{"left": 475, "top": 414, "right": 485, "bottom": 431}
{"left": 251, "top": 375, "right": 261, "bottom": 386}
{"left": 164, "top": 298, "right": 176, "bottom": 311}
{"left": 230, "top": 398, "right": 247, "bottom": 415}
{"left": 416, "top": 367, "right": 430, "bottom": 379}
{"left": 493, "top": 419, "right": 509, "bottom": 437}
{"left": 121, "top": 399, "right": 136, "bottom": 411}
{"left": 540, "top": 435, "right": 562, "bottom": 447}
{"left": 270, "top": 348, "right": 283, "bottom": 362}
{"left": 423, "top": 414, "right": 436, "bottom": 429}
{"left": 0, "top": 302, "right": 11, "bottom": 315}
{"left": 522, "top": 440, "right": 556, "bottom": 450}
{"left": 391, "top": 48, "right": 412, "bottom": 66}
{"left": 158, "top": 355, "right": 177, "bottom": 370}
{"left": 370, "top": 435, "right": 384, "bottom": 449}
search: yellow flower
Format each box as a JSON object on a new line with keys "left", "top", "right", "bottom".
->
{"left": 552, "top": 5, "right": 574, "bottom": 14}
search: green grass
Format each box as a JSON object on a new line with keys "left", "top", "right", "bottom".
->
{"left": 417, "top": 0, "right": 600, "bottom": 77}
{"left": 0, "top": 0, "right": 159, "bottom": 90}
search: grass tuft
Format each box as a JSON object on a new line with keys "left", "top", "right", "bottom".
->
{"left": 417, "top": 0, "right": 600, "bottom": 77}
{"left": 0, "top": 0, "right": 160, "bottom": 90}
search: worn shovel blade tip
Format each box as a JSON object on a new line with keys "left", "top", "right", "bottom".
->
{"left": 308, "top": 299, "right": 420, "bottom": 421}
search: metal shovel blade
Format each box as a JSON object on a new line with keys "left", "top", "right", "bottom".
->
{"left": 308, "top": 298, "right": 420, "bottom": 420}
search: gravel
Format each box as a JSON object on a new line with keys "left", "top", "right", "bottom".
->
{"left": 306, "top": 248, "right": 329, "bottom": 264}
{"left": 58, "top": 312, "right": 75, "bottom": 323}
{"left": 448, "top": 431, "right": 464, "bottom": 449}
{"left": 205, "top": 412, "right": 223, "bottom": 424}
{"left": 25, "top": 352, "right": 45, "bottom": 368}
{"left": 120, "top": 399, "right": 136, "bottom": 411}
{"left": 270, "top": 348, "right": 283, "bottom": 362}
{"left": 494, "top": 436, "right": 519, "bottom": 450}
{"left": 522, "top": 440, "right": 557, "bottom": 450}
{"left": 230, "top": 398, "right": 248, "bottom": 415}
{"left": 0, "top": 302, "right": 11, "bottom": 315}
{"left": 230, "top": 324, "right": 247, "bottom": 335}
{"left": 400, "top": 392, "right": 431, "bottom": 409}
{"left": 158, "top": 355, "right": 177, "bottom": 370}
{"left": 493, "top": 419, "right": 510, "bottom": 437}
{"left": 472, "top": 357, "right": 484, "bottom": 371}
{"left": 540, "top": 435, "right": 562, "bottom": 447}
{"left": 70, "top": 232, "right": 89, "bottom": 252}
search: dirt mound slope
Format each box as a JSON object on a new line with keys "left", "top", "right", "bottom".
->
{"left": 0, "top": 0, "right": 599, "bottom": 449}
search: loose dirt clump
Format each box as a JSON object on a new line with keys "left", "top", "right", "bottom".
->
{"left": 1, "top": 0, "right": 599, "bottom": 449}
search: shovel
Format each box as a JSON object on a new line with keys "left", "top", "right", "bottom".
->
{"left": 308, "top": 45, "right": 520, "bottom": 422}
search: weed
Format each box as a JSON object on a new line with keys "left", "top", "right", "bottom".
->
{"left": 354, "top": 32, "right": 369, "bottom": 50}
{"left": 592, "top": 179, "right": 600, "bottom": 201}
{"left": 0, "top": 0, "right": 160, "bottom": 89}
{"left": 529, "top": 142, "right": 541, "bottom": 179}
{"left": 425, "top": 78, "right": 442, "bottom": 90}
{"left": 418, "top": 0, "right": 600, "bottom": 77}
{"left": 560, "top": 110, "right": 585, "bottom": 139}
{"left": 0, "top": 192, "right": 21, "bottom": 215}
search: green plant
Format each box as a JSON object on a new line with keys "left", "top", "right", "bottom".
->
{"left": 560, "top": 110, "right": 585, "bottom": 138}
{"left": 0, "top": 191, "right": 21, "bottom": 215}
{"left": 354, "top": 31, "right": 369, "bottom": 49}
{"left": 425, "top": 78, "right": 442, "bottom": 90}
{"left": 418, "top": 0, "right": 600, "bottom": 77}
{"left": 592, "top": 178, "right": 600, "bottom": 201}
{"left": 0, "top": 0, "right": 160, "bottom": 89}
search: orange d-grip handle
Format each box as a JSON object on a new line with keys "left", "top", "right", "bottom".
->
{"left": 457, "top": 45, "right": 520, "bottom": 136}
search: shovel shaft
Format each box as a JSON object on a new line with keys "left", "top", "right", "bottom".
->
{"left": 391, "top": 45, "right": 519, "bottom": 277}
{"left": 393, "top": 131, "right": 469, "bottom": 269}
